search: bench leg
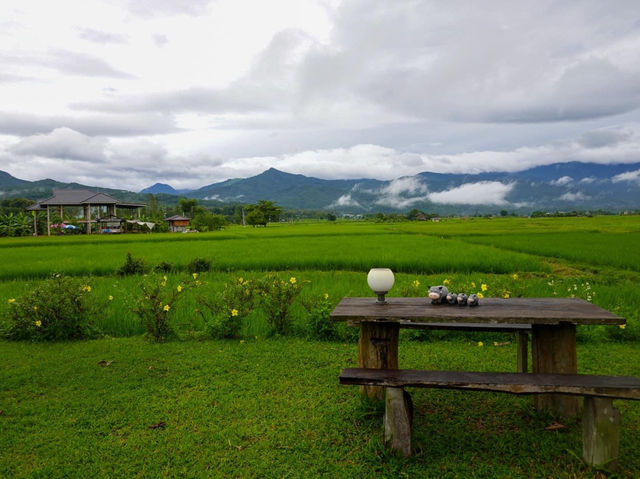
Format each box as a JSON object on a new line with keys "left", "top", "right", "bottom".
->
{"left": 517, "top": 332, "right": 528, "bottom": 373}
{"left": 384, "top": 387, "right": 413, "bottom": 457}
{"left": 583, "top": 397, "right": 620, "bottom": 469}
{"left": 358, "top": 321, "right": 399, "bottom": 400}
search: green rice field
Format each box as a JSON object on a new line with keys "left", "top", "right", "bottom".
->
{"left": 2, "top": 215, "right": 640, "bottom": 478}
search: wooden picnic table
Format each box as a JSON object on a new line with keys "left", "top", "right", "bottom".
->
{"left": 331, "top": 297, "right": 625, "bottom": 416}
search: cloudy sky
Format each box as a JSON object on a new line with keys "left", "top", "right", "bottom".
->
{"left": 1, "top": 0, "right": 640, "bottom": 191}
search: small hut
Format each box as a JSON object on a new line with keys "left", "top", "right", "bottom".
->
{"left": 165, "top": 215, "right": 191, "bottom": 232}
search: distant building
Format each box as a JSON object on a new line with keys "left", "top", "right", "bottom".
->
{"left": 165, "top": 215, "right": 191, "bottom": 232}
{"left": 26, "top": 189, "right": 145, "bottom": 236}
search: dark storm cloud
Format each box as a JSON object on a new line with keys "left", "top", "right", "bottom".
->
{"left": 77, "top": 28, "right": 128, "bottom": 44}
{"left": 0, "top": 111, "right": 180, "bottom": 136}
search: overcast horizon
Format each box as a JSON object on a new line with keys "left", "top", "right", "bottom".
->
{"left": 2, "top": 0, "right": 640, "bottom": 192}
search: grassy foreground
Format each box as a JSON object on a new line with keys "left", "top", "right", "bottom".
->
{"left": 1, "top": 337, "right": 640, "bottom": 478}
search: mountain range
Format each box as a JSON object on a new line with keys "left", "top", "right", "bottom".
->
{"left": 1, "top": 162, "right": 639, "bottom": 214}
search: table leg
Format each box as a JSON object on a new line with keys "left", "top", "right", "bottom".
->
{"left": 531, "top": 323, "right": 579, "bottom": 417}
{"left": 358, "top": 322, "right": 399, "bottom": 400}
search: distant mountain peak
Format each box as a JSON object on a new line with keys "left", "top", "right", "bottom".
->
{"left": 140, "top": 183, "right": 192, "bottom": 196}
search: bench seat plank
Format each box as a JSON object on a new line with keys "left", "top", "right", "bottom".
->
{"left": 340, "top": 368, "right": 640, "bottom": 400}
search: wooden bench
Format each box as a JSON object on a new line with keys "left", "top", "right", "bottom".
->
{"left": 340, "top": 368, "right": 640, "bottom": 468}
{"left": 395, "top": 321, "right": 532, "bottom": 373}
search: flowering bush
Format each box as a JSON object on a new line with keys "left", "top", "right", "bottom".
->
{"left": 5, "top": 274, "right": 98, "bottom": 341}
{"left": 134, "top": 275, "right": 191, "bottom": 341}
{"left": 198, "top": 277, "right": 256, "bottom": 339}
{"left": 256, "top": 274, "right": 302, "bottom": 335}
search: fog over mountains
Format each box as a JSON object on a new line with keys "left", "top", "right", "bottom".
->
{"left": 3, "top": 161, "right": 637, "bottom": 215}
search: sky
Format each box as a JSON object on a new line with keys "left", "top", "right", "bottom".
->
{"left": 1, "top": 0, "right": 640, "bottom": 192}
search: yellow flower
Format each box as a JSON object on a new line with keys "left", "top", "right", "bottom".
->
{"left": 477, "top": 293, "right": 484, "bottom": 299}
{"left": 289, "top": 277, "right": 296, "bottom": 284}
{"left": 511, "top": 273, "right": 519, "bottom": 280}
{"left": 245, "top": 289, "right": 250, "bottom": 296}
{"left": 35, "top": 320, "right": 42, "bottom": 327}
{"left": 163, "top": 304, "right": 170, "bottom": 312}
{"left": 8, "top": 298, "right": 15, "bottom": 304}
{"left": 503, "top": 293, "right": 510, "bottom": 299}
{"left": 192, "top": 273, "right": 198, "bottom": 279}
{"left": 161, "top": 281, "right": 166, "bottom": 287}
{"left": 108, "top": 295, "right": 114, "bottom": 301}
{"left": 412, "top": 280, "right": 420, "bottom": 288}
{"left": 195, "top": 280, "right": 202, "bottom": 287}
{"left": 481, "top": 284, "right": 488, "bottom": 292}
{"left": 163, "top": 275, "right": 167, "bottom": 281}
{"left": 177, "top": 285, "right": 183, "bottom": 292}
{"left": 477, "top": 341, "right": 484, "bottom": 347}
{"left": 323, "top": 293, "right": 329, "bottom": 299}
{"left": 471, "top": 281, "right": 476, "bottom": 288}
{"left": 231, "top": 308, "right": 239, "bottom": 317}
{"left": 443, "top": 279, "right": 450, "bottom": 285}
{"left": 619, "top": 324, "right": 626, "bottom": 329}
{"left": 238, "top": 277, "right": 244, "bottom": 283}
{"left": 83, "top": 285, "right": 91, "bottom": 292}
{"left": 33, "top": 305, "right": 38, "bottom": 311}
{"left": 493, "top": 341, "right": 498, "bottom": 346}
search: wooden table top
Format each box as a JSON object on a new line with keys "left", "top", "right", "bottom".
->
{"left": 330, "top": 297, "right": 625, "bottom": 326}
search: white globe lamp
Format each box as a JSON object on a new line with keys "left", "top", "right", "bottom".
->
{"left": 367, "top": 268, "right": 395, "bottom": 304}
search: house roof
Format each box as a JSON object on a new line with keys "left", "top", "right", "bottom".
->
{"left": 29, "top": 189, "right": 145, "bottom": 208}
{"left": 165, "top": 215, "right": 191, "bottom": 221}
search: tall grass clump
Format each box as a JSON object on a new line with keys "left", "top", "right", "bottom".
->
{"left": 118, "top": 252, "right": 147, "bottom": 276}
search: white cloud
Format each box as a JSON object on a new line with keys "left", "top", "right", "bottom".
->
{"left": 328, "top": 193, "right": 362, "bottom": 209}
{"left": 580, "top": 176, "right": 596, "bottom": 184}
{"left": 372, "top": 177, "right": 429, "bottom": 208}
{"left": 10, "top": 127, "right": 107, "bottom": 162}
{"left": 428, "top": 182, "right": 514, "bottom": 205}
{"left": 559, "top": 191, "right": 589, "bottom": 201}
{"left": 611, "top": 168, "right": 640, "bottom": 185}
{"left": 550, "top": 176, "right": 572, "bottom": 186}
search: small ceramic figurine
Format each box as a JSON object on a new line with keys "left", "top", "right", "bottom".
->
{"left": 428, "top": 285, "right": 449, "bottom": 304}
{"left": 468, "top": 293, "right": 479, "bottom": 307}
{"left": 457, "top": 293, "right": 468, "bottom": 305}
{"left": 446, "top": 292, "right": 458, "bottom": 305}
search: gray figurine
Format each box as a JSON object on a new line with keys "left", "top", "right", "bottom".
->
{"left": 457, "top": 293, "right": 468, "bottom": 305}
{"left": 468, "top": 294, "right": 479, "bottom": 307}
{"left": 446, "top": 292, "right": 458, "bottom": 305}
{"left": 428, "top": 285, "right": 449, "bottom": 304}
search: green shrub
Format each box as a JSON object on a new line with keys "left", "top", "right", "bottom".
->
{"left": 256, "top": 274, "right": 302, "bottom": 335}
{"left": 301, "top": 293, "right": 336, "bottom": 340}
{"left": 134, "top": 275, "right": 190, "bottom": 341}
{"left": 153, "top": 261, "right": 173, "bottom": 273}
{"left": 118, "top": 252, "right": 147, "bottom": 276}
{"left": 187, "top": 257, "right": 211, "bottom": 274}
{"left": 5, "top": 274, "right": 98, "bottom": 341}
{"left": 198, "top": 276, "right": 255, "bottom": 339}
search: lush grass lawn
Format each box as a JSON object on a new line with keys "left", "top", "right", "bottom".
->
{"left": 1, "top": 337, "right": 639, "bottom": 478}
